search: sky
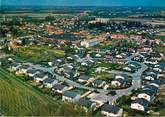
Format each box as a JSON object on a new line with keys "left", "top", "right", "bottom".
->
{"left": 1, "top": 0, "right": 165, "bottom": 7}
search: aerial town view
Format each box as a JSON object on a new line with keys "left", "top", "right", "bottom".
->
{"left": 0, "top": 0, "right": 165, "bottom": 116}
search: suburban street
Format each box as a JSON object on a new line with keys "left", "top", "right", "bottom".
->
{"left": 24, "top": 53, "right": 148, "bottom": 103}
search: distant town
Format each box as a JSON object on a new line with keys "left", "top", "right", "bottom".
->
{"left": 0, "top": 6, "right": 165, "bottom": 116}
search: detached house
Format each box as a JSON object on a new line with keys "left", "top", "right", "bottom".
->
{"left": 137, "top": 90, "right": 155, "bottom": 102}
{"left": 153, "top": 65, "right": 164, "bottom": 73}
{"left": 101, "top": 104, "right": 123, "bottom": 117}
{"left": 52, "top": 84, "right": 68, "bottom": 94}
{"left": 80, "top": 39, "right": 101, "bottom": 48}
{"left": 27, "top": 68, "right": 40, "bottom": 77}
{"left": 131, "top": 98, "right": 149, "bottom": 111}
{"left": 144, "top": 58, "right": 158, "bottom": 65}
{"left": 78, "top": 98, "right": 96, "bottom": 111}
{"left": 78, "top": 75, "right": 90, "bottom": 83}
{"left": 33, "top": 72, "right": 49, "bottom": 83}
{"left": 149, "top": 80, "right": 161, "bottom": 88}
{"left": 123, "top": 66, "right": 135, "bottom": 72}
{"left": 150, "top": 52, "right": 162, "bottom": 61}
{"left": 143, "top": 71, "right": 158, "bottom": 81}
{"left": 62, "top": 91, "right": 81, "bottom": 102}
{"left": 111, "top": 78, "right": 125, "bottom": 87}
{"left": 92, "top": 80, "right": 106, "bottom": 88}
{"left": 18, "top": 65, "right": 31, "bottom": 74}
{"left": 43, "top": 78, "right": 58, "bottom": 88}
{"left": 10, "top": 62, "right": 21, "bottom": 71}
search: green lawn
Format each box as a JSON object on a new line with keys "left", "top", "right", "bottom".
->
{"left": 95, "top": 72, "right": 115, "bottom": 81}
{"left": 95, "top": 61, "right": 125, "bottom": 70}
{"left": 0, "top": 67, "right": 87, "bottom": 116}
{"left": 154, "top": 46, "right": 165, "bottom": 53}
{"left": 12, "top": 45, "right": 65, "bottom": 64}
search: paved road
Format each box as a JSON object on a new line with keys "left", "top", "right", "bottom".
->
{"left": 24, "top": 53, "right": 148, "bottom": 103}
{"left": 25, "top": 62, "right": 108, "bottom": 93}
{"left": 106, "top": 54, "right": 148, "bottom": 102}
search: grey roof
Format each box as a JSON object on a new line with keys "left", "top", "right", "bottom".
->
{"left": 141, "top": 89, "right": 155, "bottom": 97}
{"left": 34, "top": 73, "right": 46, "bottom": 78}
{"left": 101, "top": 104, "right": 121, "bottom": 114}
{"left": 11, "top": 62, "right": 20, "bottom": 67}
{"left": 78, "top": 98, "right": 94, "bottom": 108}
{"left": 149, "top": 80, "right": 161, "bottom": 85}
{"left": 63, "top": 91, "right": 78, "bottom": 98}
{"left": 120, "top": 74, "right": 129, "bottom": 78}
{"left": 143, "top": 85, "right": 158, "bottom": 94}
{"left": 52, "top": 84, "right": 66, "bottom": 90}
{"left": 43, "top": 78, "right": 56, "bottom": 83}
{"left": 93, "top": 80, "right": 104, "bottom": 85}
{"left": 132, "top": 98, "right": 149, "bottom": 108}
{"left": 19, "top": 65, "right": 30, "bottom": 69}
{"left": 115, "top": 78, "right": 125, "bottom": 83}
{"left": 27, "top": 68, "right": 37, "bottom": 74}
{"left": 79, "top": 75, "right": 89, "bottom": 81}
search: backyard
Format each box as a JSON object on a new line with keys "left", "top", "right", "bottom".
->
{"left": 12, "top": 45, "right": 65, "bottom": 64}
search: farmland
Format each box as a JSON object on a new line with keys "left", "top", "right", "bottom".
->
{"left": 12, "top": 45, "right": 65, "bottom": 64}
{"left": 0, "top": 67, "right": 87, "bottom": 116}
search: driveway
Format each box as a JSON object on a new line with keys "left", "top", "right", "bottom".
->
{"left": 24, "top": 53, "right": 148, "bottom": 103}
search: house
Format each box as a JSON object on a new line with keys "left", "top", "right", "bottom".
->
{"left": 18, "top": 65, "right": 31, "bottom": 74}
{"left": 62, "top": 91, "right": 81, "bottom": 102}
{"left": 143, "top": 74, "right": 157, "bottom": 81}
{"left": 33, "top": 72, "right": 49, "bottom": 83}
{"left": 71, "top": 54, "right": 81, "bottom": 62}
{"left": 144, "top": 58, "right": 158, "bottom": 65}
{"left": 137, "top": 90, "right": 155, "bottom": 102}
{"left": 127, "top": 62, "right": 141, "bottom": 69}
{"left": 52, "top": 84, "right": 68, "bottom": 94}
{"left": 150, "top": 52, "right": 162, "bottom": 61}
{"left": 149, "top": 80, "right": 161, "bottom": 88}
{"left": 27, "top": 68, "right": 40, "bottom": 77}
{"left": 153, "top": 65, "right": 164, "bottom": 73}
{"left": 81, "top": 59, "right": 94, "bottom": 67}
{"left": 64, "top": 69, "right": 79, "bottom": 78}
{"left": 115, "top": 59, "right": 126, "bottom": 64}
{"left": 131, "top": 98, "right": 149, "bottom": 111}
{"left": 78, "top": 98, "right": 96, "bottom": 111}
{"left": 133, "top": 55, "right": 144, "bottom": 62}
{"left": 78, "top": 75, "right": 90, "bottom": 83}
{"left": 111, "top": 78, "right": 125, "bottom": 87}
{"left": 115, "top": 74, "right": 127, "bottom": 80}
{"left": 54, "top": 58, "right": 65, "bottom": 66}
{"left": 123, "top": 66, "right": 135, "bottom": 72}
{"left": 10, "top": 62, "right": 21, "bottom": 71}
{"left": 92, "top": 80, "right": 106, "bottom": 88}
{"left": 87, "top": 93, "right": 109, "bottom": 107}
{"left": 80, "top": 39, "right": 101, "bottom": 48}
{"left": 143, "top": 71, "right": 158, "bottom": 81}
{"left": 43, "top": 78, "right": 58, "bottom": 88}
{"left": 116, "top": 54, "right": 123, "bottom": 59}
{"left": 101, "top": 104, "right": 123, "bottom": 117}
{"left": 143, "top": 85, "right": 158, "bottom": 94}
{"left": 143, "top": 46, "right": 152, "bottom": 52}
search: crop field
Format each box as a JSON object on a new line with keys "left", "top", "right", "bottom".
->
{"left": 12, "top": 45, "right": 65, "bottom": 63}
{"left": 0, "top": 67, "right": 88, "bottom": 116}
{"left": 0, "top": 67, "right": 60, "bottom": 116}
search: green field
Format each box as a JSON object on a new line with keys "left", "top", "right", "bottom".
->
{"left": 95, "top": 72, "right": 115, "bottom": 81}
{"left": 0, "top": 67, "right": 87, "bottom": 116}
{"left": 12, "top": 45, "right": 65, "bottom": 63}
{"left": 154, "top": 45, "right": 165, "bottom": 53}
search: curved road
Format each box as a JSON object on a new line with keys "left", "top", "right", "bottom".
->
{"left": 25, "top": 53, "right": 148, "bottom": 102}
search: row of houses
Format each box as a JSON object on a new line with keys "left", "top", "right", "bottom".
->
{"left": 9, "top": 61, "right": 125, "bottom": 116}
{"left": 131, "top": 80, "right": 161, "bottom": 111}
